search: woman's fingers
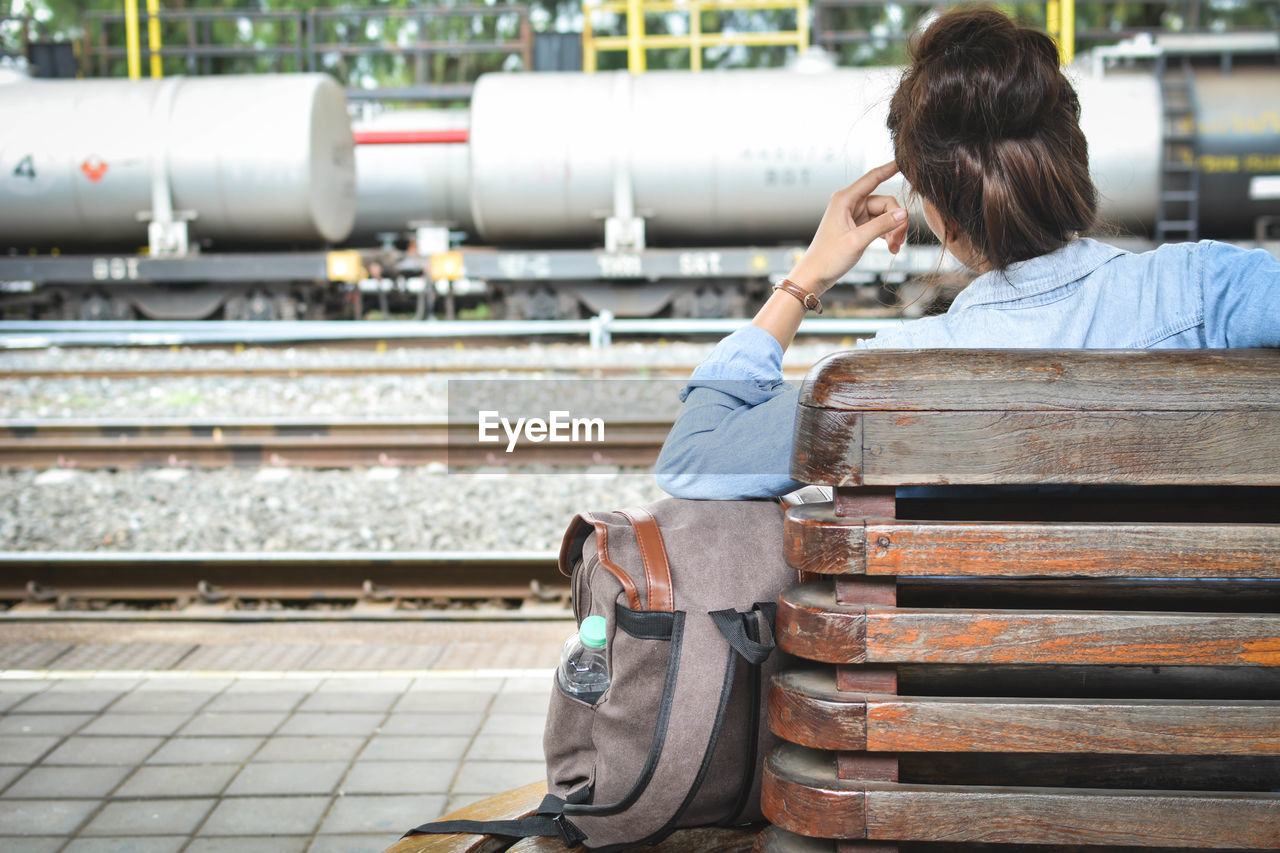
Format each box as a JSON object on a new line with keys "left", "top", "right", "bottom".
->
{"left": 839, "top": 161, "right": 900, "bottom": 198}
{"left": 853, "top": 208, "right": 909, "bottom": 254}
{"left": 856, "top": 194, "right": 909, "bottom": 254}
{"left": 843, "top": 179, "right": 907, "bottom": 251}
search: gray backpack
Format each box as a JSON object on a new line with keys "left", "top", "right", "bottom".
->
{"left": 403, "top": 497, "right": 802, "bottom": 850}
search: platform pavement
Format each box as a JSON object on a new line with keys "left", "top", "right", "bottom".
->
{"left": 0, "top": 620, "right": 571, "bottom": 853}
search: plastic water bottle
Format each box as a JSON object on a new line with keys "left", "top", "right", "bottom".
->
{"left": 558, "top": 614, "right": 610, "bottom": 703}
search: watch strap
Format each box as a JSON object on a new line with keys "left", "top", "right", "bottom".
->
{"left": 772, "top": 279, "right": 823, "bottom": 314}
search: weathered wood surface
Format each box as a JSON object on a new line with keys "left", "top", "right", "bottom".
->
{"left": 755, "top": 827, "right": 905, "bottom": 852}
{"left": 384, "top": 782, "right": 548, "bottom": 853}
{"left": 768, "top": 669, "right": 1280, "bottom": 754}
{"left": 384, "top": 781, "right": 761, "bottom": 853}
{"left": 762, "top": 744, "right": 1280, "bottom": 847}
{"left": 777, "top": 582, "right": 1280, "bottom": 666}
{"left": 795, "top": 408, "right": 1280, "bottom": 486}
{"left": 798, "top": 349, "right": 1280, "bottom": 412}
{"left": 792, "top": 407, "right": 864, "bottom": 487}
{"left": 784, "top": 503, "right": 868, "bottom": 575}
{"left": 834, "top": 576, "right": 896, "bottom": 608}
{"left": 754, "top": 826, "right": 841, "bottom": 852}
{"left": 758, "top": 829, "right": 1275, "bottom": 853}
{"left": 784, "top": 504, "right": 1280, "bottom": 578}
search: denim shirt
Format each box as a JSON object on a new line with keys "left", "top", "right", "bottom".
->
{"left": 656, "top": 238, "right": 1280, "bottom": 499}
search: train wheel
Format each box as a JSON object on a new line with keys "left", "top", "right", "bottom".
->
{"left": 672, "top": 284, "right": 746, "bottom": 318}
{"left": 556, "top": 290, "right": 582, "bottom": 320}
{"left": 78, "top": 291, "right": 135, "bottom": 321}
{"left": 224, "top": 288, "right": 279, "bottom": 321}
{"left": 274, "top": 293, "right": 300, "bottom": 322}
{"left": 501, "top": 286, "right": 579, "bottom": 320}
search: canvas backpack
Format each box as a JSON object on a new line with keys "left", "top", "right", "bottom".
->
{"left": 403, "top": 496, "right": 810, "bottom": 851}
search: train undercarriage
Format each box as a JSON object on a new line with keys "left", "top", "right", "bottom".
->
{"left": 0, "top": 242, "right": 977, "bottom": 322}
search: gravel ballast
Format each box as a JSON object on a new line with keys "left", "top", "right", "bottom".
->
{"left": 2, "top": 466, "right": 668, "bottom": 552}
{"left": 0, "top": 339, "right": 851, "bottom": 553}
{"left": 0, "top": 339, "right": 844, "bottom": 419}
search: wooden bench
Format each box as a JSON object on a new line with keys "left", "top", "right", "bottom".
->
{"left": 383, "top": 781, "right": 760, "bottom": 852}
{"left": 760, "top": 349, "right": 1280, "bottom": 851}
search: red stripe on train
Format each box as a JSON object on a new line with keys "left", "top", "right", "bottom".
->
{"left": 353, "top": 130, "right": 469, "bottom": 145}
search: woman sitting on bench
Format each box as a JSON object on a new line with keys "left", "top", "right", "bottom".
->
{"left": 657, "top": 5, "right": 1280, "bottom": 501}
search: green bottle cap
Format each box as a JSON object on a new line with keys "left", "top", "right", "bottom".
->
{"left": 579, "top": 615, "right": 607, "bottom": 649}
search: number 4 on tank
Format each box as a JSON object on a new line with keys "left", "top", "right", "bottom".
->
{"left": 2, "top": 150, "right": 55, "bottom": 195}
{"left": 12, "top": 155, "right": 36, "bottom": 181}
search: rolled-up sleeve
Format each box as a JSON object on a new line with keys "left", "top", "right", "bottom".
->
{"left": 1200, "top": 241, "right": 1280, "bottom": 347}
{"left": 655, "top": 325, "right": 805, "bottom": 499}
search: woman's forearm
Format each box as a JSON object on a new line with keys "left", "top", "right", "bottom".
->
{"left": 752, "top": 288, "right": 809, "bottom": 350}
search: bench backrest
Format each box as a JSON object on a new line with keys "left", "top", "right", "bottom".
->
{"left": 762, "top": 349, "right": 1280, "bottom": 853}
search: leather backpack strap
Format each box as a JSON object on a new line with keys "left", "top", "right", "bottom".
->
{"left": 559, "top": 512, "right": 643, "bottom": 611}
{"left": 618, "top": 506, "right": 675, "bottom": 612}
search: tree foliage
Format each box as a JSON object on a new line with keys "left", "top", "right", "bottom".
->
{"left": 6, "top": 0, "right": 1279, "bottom": 81}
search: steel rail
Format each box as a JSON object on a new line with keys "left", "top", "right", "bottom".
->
{"left": 2, "top": 363, "right": 810, "bottom": 380}
{"left": 0, "top": 417, "right": 672, "bottom": 469}
{"left": 0, "top": 317, "right": 894, "bottom": 350}
{"left": 0, "top": 550, "right": 568, "bottom": 621}
{"left": 0, "top": 550, "right": 563, "bottom": 603}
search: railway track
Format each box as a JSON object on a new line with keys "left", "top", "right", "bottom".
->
{"left": 0, "top": 417, "right": 672, "bottom": 468}
{"left": 0, "top": 550, "right": 567, "bottom": 619}
{"left": 3, "top": 363, "right": 813, "bottom": 380}
{"left": 5, "top": 364, "right": 711, "bottom": 380}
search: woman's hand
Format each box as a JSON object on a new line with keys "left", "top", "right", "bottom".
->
{"left": 787, "top": 161, "right": 908, "bottom": 295}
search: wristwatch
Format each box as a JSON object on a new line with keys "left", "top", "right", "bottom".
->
{"left": 772, "top": 278, "right": 823, "bottom": 314}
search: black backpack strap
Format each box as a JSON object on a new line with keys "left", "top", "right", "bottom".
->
{"left": 402, "top": 791, "right": 587, "bottom": 846}
{"left": 566, "top": 602, "right": 780, "bottom": 850}
{"left": 710, "top": 602, "right": 777, "bottom": 664}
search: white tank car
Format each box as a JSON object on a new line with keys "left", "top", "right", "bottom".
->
{"left": 466, "top": 66, "right": 1278, "bottom": 244}
{"left": 0, "top": 73, "right": 355, "bottom": 248}
{"left": 349, "top": 109, "right": 474, "bottom": 242}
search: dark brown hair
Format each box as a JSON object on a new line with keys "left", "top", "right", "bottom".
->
{"left": 887, "top": 6, "right": 1097, "bottom": 270}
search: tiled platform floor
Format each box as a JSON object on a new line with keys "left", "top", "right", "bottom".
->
{"left": 0, "top": 620, "right": 569, "bottom": 853}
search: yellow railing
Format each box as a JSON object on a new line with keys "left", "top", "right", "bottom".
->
{"left": 582, "top": 0, "right": 809, "bottom": 72}
{"left": 123, "top": 0, "right": 164, "bottom": 79}
{"left": 1045, "top": 0, "right": 1075, "bottom": 65}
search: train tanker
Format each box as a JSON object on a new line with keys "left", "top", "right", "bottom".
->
{"left": 1, "top": 45, "right": 1277, "bottom": 320}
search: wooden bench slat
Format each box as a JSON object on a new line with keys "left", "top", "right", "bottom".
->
{"left": 799, "top": 349, "right": 1280, "bottom": 412}
{"left": 753, "top": 826, "right": 843, "bottom": 852}
{"left": 762, "top": 743, "right": 1280, "bottom": 847}
{"left": 778, "top": 582, "right": 1280, "bottom": 666}
{"left": 784, "top": 504, "right": 1280, "bottom": 578}
{"left": 769, "top": 669, "right": 1280, "bottom": 754}
{"left": 507, "top": 826, "right": 759, "bottom": 852}
{"left": 384, "top": 781, "right": 549, "bottom": 853}
{"left": 383, "top": 781, "right": 760, "bottom": 853}
{"left": 756, "top": 824, "right": 1278, "bottom": 853}
{"left": 793, "top": 407, "right": 1280, "bottom": 487}
{"left": 872, "top": 520, "right": 1280, "bottom": 578}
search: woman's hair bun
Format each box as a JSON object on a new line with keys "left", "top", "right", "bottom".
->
{"left": 887, "top": 6, "right": 1097, "bottom": 270}
{"left": 911, "top": 7, "right": 1071, "bottom": 142}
